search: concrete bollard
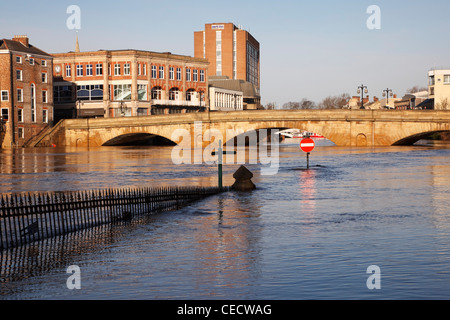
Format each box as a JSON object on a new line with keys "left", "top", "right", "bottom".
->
{"left": 232, "top": 165, "right": 256, "bottom": 191}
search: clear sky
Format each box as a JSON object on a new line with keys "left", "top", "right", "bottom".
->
{"left": 1, "top": 0, "right": 450, "bottom": 106}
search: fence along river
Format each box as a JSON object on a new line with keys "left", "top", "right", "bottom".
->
{"left": 0, "top": 186, "right": 224, "bottom": 250}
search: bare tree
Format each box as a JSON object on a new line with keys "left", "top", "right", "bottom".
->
{"left": 282, "top": 101, "right": 301, "bottom": 110}
{"left": 299, "top": 98, "right": 317, "bottom": 109}
{"left": 407, "top": 86, "right": 428, "bottom": 93}
{"left": 265, "top": 102, "right": 278, "bottom": 110}
{"left": 318, "top": 93, "right": 350, "bottom": 109}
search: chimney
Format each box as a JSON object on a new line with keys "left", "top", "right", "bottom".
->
{"left": 393, "top": 94, "right": 397, "bottom": 98}
{"left": 13, "top": 35, "right": 29, "bottom": 47}
{"left": 374, "top": 96, "right": 379, "bottom": 102}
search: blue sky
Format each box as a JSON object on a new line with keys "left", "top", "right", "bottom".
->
{"left": 1, "top": 0, "right": 449, "bottom": 106}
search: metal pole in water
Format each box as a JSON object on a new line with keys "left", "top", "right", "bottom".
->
{"left": 218, "top": 140, "right": 223, "bottom": 190}
{"left": 307, "top": 152, "right": 310, "bottom": 169}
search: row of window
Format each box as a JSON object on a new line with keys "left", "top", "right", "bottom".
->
{"left": 1, "top": 89, "right": 48, "bottom": 103}
{"left": 16, "top": 70, "right": 48, "bottom": 83}
{"left": 53, "top": 85, "right": 204, "bottom": 102}
{"left": 16, "top": 56, "right": 48, "bottom": 67}
{"left": 64, "top": 63, "right": 205, "bottom": 82}
{"left": 428, "top": 74, "right": 450, "bottom": 86}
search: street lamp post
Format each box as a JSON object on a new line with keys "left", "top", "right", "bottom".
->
{"left": 382, "top": 88, "right": 394, "bottom": 108}
{"left": 357, "top": 84, "right": 368, "bottom": 109}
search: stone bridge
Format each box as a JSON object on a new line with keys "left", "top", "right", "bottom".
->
{"left": 33, "top": 109, "right": 450, "bottom": 148}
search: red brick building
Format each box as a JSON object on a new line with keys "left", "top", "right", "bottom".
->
{"left": 194, "top": 23, "right": 260, "bottom": 90}
{"left": 0, "top": 36, "right": 53, "bottom": 148}
{"left": 52, "top": 49, "right": 209, "bottom": 120}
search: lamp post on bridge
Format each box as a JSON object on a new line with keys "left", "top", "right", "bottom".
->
{"left": 357, "top": 84, "right": 368, "bottom": 109}
{"left": 382, "top": 88, "right": 394, "bottom": 108}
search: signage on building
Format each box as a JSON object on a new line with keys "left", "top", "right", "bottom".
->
{"left": 211, "top": 24, "right": 225, "bottom": 30}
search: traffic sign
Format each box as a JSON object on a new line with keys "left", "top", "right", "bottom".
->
{"left": 300, "top": 138, "right": 315, "bottom": 153}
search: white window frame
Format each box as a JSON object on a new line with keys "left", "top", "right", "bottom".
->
{"left": 1, "top": 90, "right": 9, "bottom": 101}
{"left": 86, "top": 64, "right": 93, "bottom": 76}
{"left": 96, "top": 64, "right": 103, "bottom": 76}
{"left": 43, "top": 109, "right": 48, "bottom": 123}
{"left": 16, "top": 56, "right": 22, "bottom": 64}
{"left": 16, "top": 69, "right": 23, "bottom": 81}
{"left": 18, "top": 108, "right": 23, "bottom": 123}
{"left": 66, "top": 65, "right": 71, "bottom": 77}
{"left": 42, "top": 72, "right": 47, "bottom": 83}
{"left": 169, "top": 67, "right": 174, "bottom": 80}
{"left": 17, "top": 89, "right": 23, "bottom": 102}
{"left": 444, "top": 75, "right": 450, "bottom": 84}
{"left": 42, "top": 60, "right": 47, "bottom": 67}
{"left": 186, "top": 68, "right": 191, "bottom": 82}
{"left": 177, "top": 68, "right": 181, "bottom": 81}
{"left": 193, "top": 69, "right": 198, "bottom": 82}
{"left": 159, "top": 66, "right": 164, "bottom": 79}
{"left": 42, "top": 90, "right": 48, "bottom": 103}
{"left": 18, "top": 127, "right": 24, "bottom": 139}
{"left": 76, "top": 64, "right": 83, "bottom": 77}
{"left": 124, "top": 63, "right": 131, "bottom": 75}
{"left": 114, "top": 64, "right": 121, "bottom": 76}
{"left": 151, "top": 65, "right": 157, "bottom": 79}
{"left": 200, "top": 70, "right": 205, "bottom": 82}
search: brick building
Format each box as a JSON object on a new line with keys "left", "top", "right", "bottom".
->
{"left": 52, "top": 49, "right": 209, "bottom": 120}
{"left": 194, "top": 23, "right": 261, "bottom": 109}
{"left": 0, "top": 36, "right": 53, "bottom": 148}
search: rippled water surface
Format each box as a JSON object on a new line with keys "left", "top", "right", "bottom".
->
{"left": 1, "top": 140, "right": 449, "bottom": 300}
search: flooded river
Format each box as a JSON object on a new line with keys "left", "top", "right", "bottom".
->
{"left": 0, "top": 139, "right": 449, "bottom": 300}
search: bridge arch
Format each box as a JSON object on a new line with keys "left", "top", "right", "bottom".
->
{"left": 102, "top": 133, "right": 176, "bottom": 146}
{"left": 393, "top": 130, "right": 450, "bottom": 146}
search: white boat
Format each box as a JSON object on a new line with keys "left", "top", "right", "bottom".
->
{"left": 275, "top": 129, "right": 325, "bottom": 139}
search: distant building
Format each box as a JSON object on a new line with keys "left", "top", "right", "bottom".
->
{"left": 194, "top": 23, "right": 261, "bottom": 109}
{"left": 394, "top": 91, "right": 430, "bottom": 110}
{"left": 428, "top": 69, "right": 450, "bottom": 110}
{"left": 208, "top": 76, "right": 261, "bottom": 110}
{"left": 0, "top": 36, "right": 53, "bottom": 148}
{"left": 209, "top": 86, "right": 243, "bottom": 111}
{"left": 52, "top": 48, "right": 209, "bottom": 121}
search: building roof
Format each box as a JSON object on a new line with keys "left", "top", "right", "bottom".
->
{"left": 209, "top": 76, "right": 260, "bottom": 98}
{"left": 0, "top": 39, "right": 52, "bottom": 57}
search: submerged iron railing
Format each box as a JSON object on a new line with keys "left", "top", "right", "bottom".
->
{"left": 0, "top": 186, "right": 224, "bottom": 250}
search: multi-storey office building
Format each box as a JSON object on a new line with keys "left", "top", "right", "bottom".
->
{"left": 194, "top": 23, "right": 261, "bottom": 109}
{"left": 52, "top": 49, "right": 209, "bottom": 120}
{"left": 0, "top": 36, "right": 53, "bottom": 148}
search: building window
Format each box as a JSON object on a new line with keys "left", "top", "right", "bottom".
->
{"left": 114, "top": 64, "right": 121, "bottom": 76}
{"left": 200, "top": 70, "right": 205, "bottom": 82}
{"left": 42, "top": 60, "right": 47, "bottom": 67}
{"left": 66, "top": 65, "right": 71, "bottom": 77}
{"left": 16, "top": 69, "right": 23, "bottom": 81}
{"left": 42, "top": 90, "right": 48, "bottom": 103}
{"left": 1, "top": 108, "right": 8, "bottom": 121}
{"left": 124, "top": 63, "right": 130, "bottom": 75}
{"left": 177, "top": 68, "right": 181, "bottom": 81}
{"left": 138, "top": 64, "right": 141, "bottom": 76}
{"left": 29, "top": 58, "right": 35, "bottom": 65}
{"left": 143, "top": 64, "right": 147, "bottom": 76}
{"left": 444, "top": 75, "right": 450, "bottom": 84}
{"left": 76, "top": 64, "right": 83, "bottom": 77}
{"left": 77, "top": 85, "right": 104, "bottom": 101}
{"left": 54, "top": 86, "right": 73, "bottom": 102}
{"left": 96, "top": 64, "right": 103, "bottom": 76}
{"left": 193, "top": 69, "right": 198, "bottom": 82}
{"left": 138, "top": 84, "right": 147, "bottom": 101}
{"left": 86, "top": 64, "right": 93, "bottom": 76}
{"left": 151, "top": 65, "right": 157, "bottom": 79}
{"left": 151, "top": 87, "right": 162, "bottom": 100}
{"left": 186, "top": 89, "right": 196, "bottom": 101}
{"left": 169, "top": 67, "right": 174, "bottom": 80}
{"left": 43, "top": 109, "right": 48, "bottom": 123}
{"left": 18, "top": 127, "right": 24, "bottom": 139}
{"left": 186, "top": 68, "right": 191, "bottom": 82}
{"left": 18, "top": 108, "right": 23, "bottom": 122}
{"left": 16, "top": 56, "right": 22, "bottom": 64}
{"left": 429, "top": 75, "right": 435, "bottom": 86}
{"left": 42, "top": 72, "right": 47, "bottom": 83}
{"left": 169, "top": 88, "right": 179, "bottom": 101}
{"left": 31, "top": 84, "right": 36, "bottom": 123}
{"left": 113, "top": 84, "right": 131, "bottom": 101}
{"left": 17, "top": 89, "right": 23, "bottom": 102}
{"left": 1, "top": 90, "right": 9, "bottom": 101}
{"left": 159, "top": 66, "right": 164, "bottom": 79}
{"left": 216, "top": 31, "right": 222, "bottom": 76}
